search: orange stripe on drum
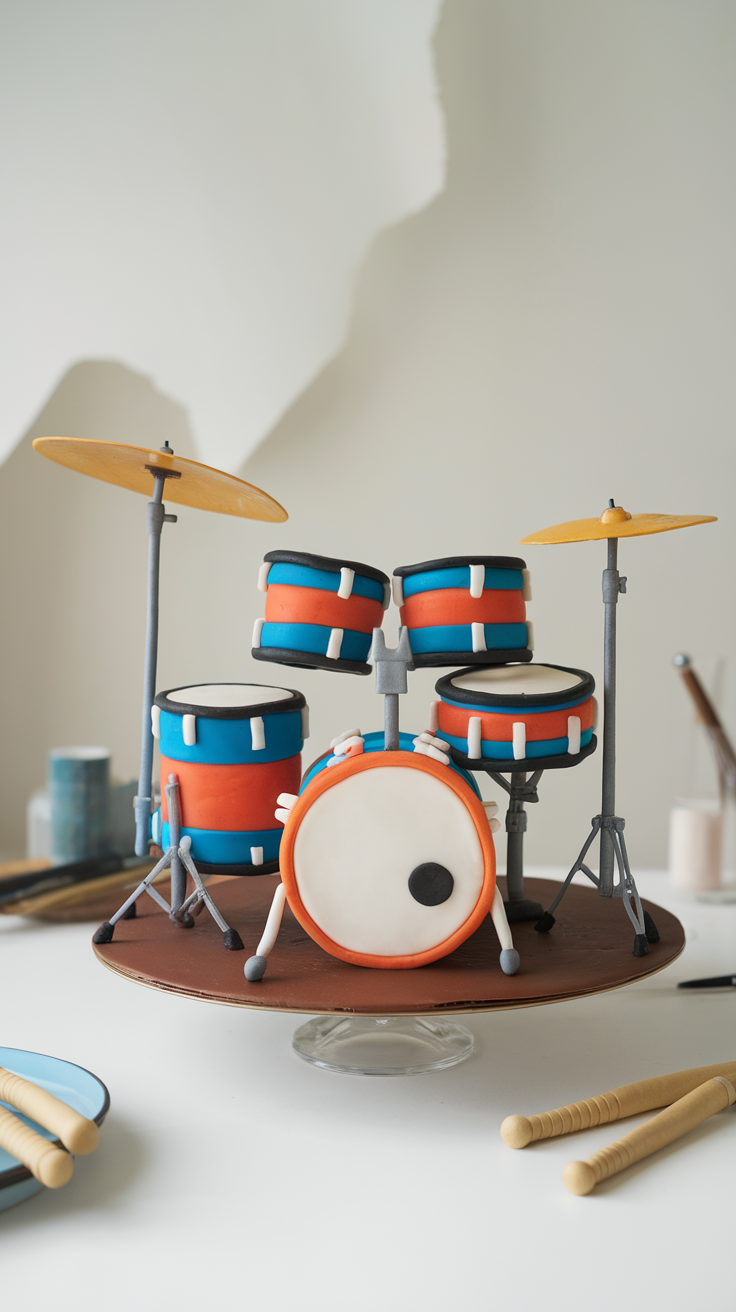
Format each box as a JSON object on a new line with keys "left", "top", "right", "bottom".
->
{"left": 400, "top": 587, "right": 526, "bottom": 629}
{"left": 160, "top": 754, "right": 302, "bottom": 832}
{"left": 437, "top": 698, "right": 594, "bottom": 743}
{"left": 264, "top": 583, "right": 385, "bottom": 634}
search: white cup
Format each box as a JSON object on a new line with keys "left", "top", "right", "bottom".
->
{"left": 669, "top": 799, "right": 723, "bottom": 891}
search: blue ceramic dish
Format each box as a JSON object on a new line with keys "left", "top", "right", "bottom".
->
{"left": 0, "top": 1047, "right": 109, "bottom": 1212}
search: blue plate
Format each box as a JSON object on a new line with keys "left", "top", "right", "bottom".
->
{"left": 0, "top": 1047, "right": 109, "bottom": 1212}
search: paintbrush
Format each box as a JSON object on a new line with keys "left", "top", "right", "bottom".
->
{"left": 0, "top": 853, "right": 149, "bottom": 908}
{"left": 673, "top": 654, "right": 736, "bottom": 796}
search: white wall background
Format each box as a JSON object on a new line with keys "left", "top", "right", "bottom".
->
{"left": 1, "top": 0, "right": 734, "bottom": 868}
{"left": 0, "top": 0, "right": 444, "bottom": 471}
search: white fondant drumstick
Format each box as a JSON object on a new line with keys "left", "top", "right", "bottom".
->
{"left": 244, "top": 882, "right": 287, "bottom": 981}
{"left": 0, "top": 1105, "right": 74, "bottom": 1188}
{"left": 491, "top": 887, "right": 519, "bottom": 975}
{"left": 0, "top": 1066, "right": 99, "bottom": 1154}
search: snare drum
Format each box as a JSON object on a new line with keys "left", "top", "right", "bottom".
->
{"left": 279, "top": 732, "right": 496, "bottom": 968}
{"left": 150, "top": 683, "right": 308, "bottom": 873}
{"left": 433, "top": 664, "right": 596, "bottom": 767}
{"left": 252, "top": 551, "right": 390, "bottom": 676}
{"left": 392, "top": 556, "right": 533, "bottom": 668}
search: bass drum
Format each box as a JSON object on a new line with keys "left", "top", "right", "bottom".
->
{"left": 279, "top": 744, "right": 496, "bottom": 969}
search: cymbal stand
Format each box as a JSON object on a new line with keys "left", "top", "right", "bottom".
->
{"left": 94, "top": 774, "right": 244, "bottom": 950}
{"left": 132, "top": 445, "right": 188, "bottom": 917}
{"left": 534, "top": 518, "right": 659, "bottom": 955}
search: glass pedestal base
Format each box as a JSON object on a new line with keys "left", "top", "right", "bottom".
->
{"left": 292, "top": 1015, "right": 474, "bottom": 1075}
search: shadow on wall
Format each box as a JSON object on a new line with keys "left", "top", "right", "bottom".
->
{"left": 238, "top": 0, "right": 733, "bottom": 868}
{"left": 0, "top": 0, "right": 731, "bottom": 866}
{"left": 0, "top": 362, "right": 198, "bottom": 856}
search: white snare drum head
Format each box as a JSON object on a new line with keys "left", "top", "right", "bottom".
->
{"left": 450, "top": 664, "right": 583, "bottom": 698}
{"left": 166, "top": 684, "right": 295, "bottom": 709}
{"left": 292, "top": 764, "right": 486, "bottom": 958}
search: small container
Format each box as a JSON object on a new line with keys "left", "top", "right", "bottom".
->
{"left": 669, "top": 798, "right": 723, "bottom": 891}
{"left": 48, "top": 747, "right": 111, "bottom": 865}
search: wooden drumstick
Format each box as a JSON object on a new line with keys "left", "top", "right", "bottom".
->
{"left": 0, "top": 1105, "right": 74, "bottom": 1188}
{"left": 0, "top": 1066, "right": 99, "bottom": 1154}
{"left": 563, "top": 1076, "right": 736, "bottom": 1195}
{"left": 500, "top": 1059, "right": 736, "bottom": 1148}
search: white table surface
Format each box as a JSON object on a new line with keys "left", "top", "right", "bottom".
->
{"left": 0, "top": 869, "right": 733, "bottom": 1312}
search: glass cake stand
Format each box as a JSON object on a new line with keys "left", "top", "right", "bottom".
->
{"left": 93, "top": 874, "right": 685, "bottom": 1077}
{"left": 291, "top": 1014, "right": 474, "bottom": 1075}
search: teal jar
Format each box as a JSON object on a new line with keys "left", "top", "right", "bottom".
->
{"left": 48, "top": 747, "right": 111, "bottom": 864}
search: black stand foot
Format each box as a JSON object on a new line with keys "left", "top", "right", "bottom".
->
{"left": 633, "top": 933, "right": 649, "bottom": 957}
{"left": 223, "top": 927, "right": 245, "bottom": 951}
{"left": 534, "top": 911, "right": 556, "bottom": 933}
{"left": 121, "top": 902, "right": 137, "bottom": 920}
{"left": 93, "top": 921, "right": 115, "bottom": 944}
{"left": 504, "top": 898, "right": 545, "bottom": 923}
{"left": 644, "top": 911, "right": 659, "bottom": 943}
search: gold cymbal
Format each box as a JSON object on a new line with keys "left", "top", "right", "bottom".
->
{"left": 520, "top": 504, "right": 716, "bottom": 545}
{"left": 33, "top": 437, "right": 287, "bottom": 522}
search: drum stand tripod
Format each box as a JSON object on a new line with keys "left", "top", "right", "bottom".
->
{"left": 533, "top": 532, "right": 658, "bottom": 954}
{"left": 487, "top": 771, "right": 544, "bottom": 922}
{"left": 445, "top": 741, "right": 597, "bottom": 921}
{"left": 93, "top": 775, "right": 244, "bottom": 949}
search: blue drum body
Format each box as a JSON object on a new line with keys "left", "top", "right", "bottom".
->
{"left": 393, "top": 556, "right": 534, "bottom": 669}
{"left": 252, "top": 551, "right": 390, "bottom": 676}
{"left": 151, "top": 683, "right": 307, "bottom": 874}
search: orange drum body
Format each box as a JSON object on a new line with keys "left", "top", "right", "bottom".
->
{"left": 279, "top": 735, "right": 496, "bottom": 969}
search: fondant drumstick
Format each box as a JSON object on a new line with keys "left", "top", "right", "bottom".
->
{"left": 500, "top": 1059, "right": 736, "bottom": 1148}
{"left": 563, "top": 1075, "right": 736, "bottom": 1195}
{"left": 244, "top": 882, "right": 287, "bottom": 982}
{"left": 0, "top": 1105, "right": 74, "bottom": 1188}
{"left": 490, "top": 887, "right": 519, "bottom": 976}
{"left": 0, "top": 1066, "right": 99, "bottom": 1154}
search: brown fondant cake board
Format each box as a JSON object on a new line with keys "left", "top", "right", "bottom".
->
{"left": 93, "top": 877, "right": 684, "bottom": 1015}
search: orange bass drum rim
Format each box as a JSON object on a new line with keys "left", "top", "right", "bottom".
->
{"left": 279, "top": 750, "right": 496, "bottom": 969}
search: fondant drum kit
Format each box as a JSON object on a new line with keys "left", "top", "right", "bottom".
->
{"left": 32, "top": 436, "right": 716, "bottom": 986}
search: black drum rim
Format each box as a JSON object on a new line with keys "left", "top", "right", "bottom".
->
{"left": 252, "top": 646, "right": 373, "bottom": 677}
{"left": 447, "top": 734, "right": 598, "bottom": 773}
{"left": 411, "top": 648, "right": 533, "bottom": 670}
{"left": 394, "top": 554, "right": 527, "bottom": 577}
{"left": 194, "top": 858, "right": 281, "bottom": 877}
{"left": 155, "top": 682, "right": 306, "bottom": 719}
{"left": 435, "top": 662, "right": 595, "bottom": 708}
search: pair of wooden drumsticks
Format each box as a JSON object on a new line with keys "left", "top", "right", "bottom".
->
{"left": 501, "top": 1060, "right": 736, "bottom": 1193}
{"left": 0, "top": 1066, "right": 99, "bottom": 1188}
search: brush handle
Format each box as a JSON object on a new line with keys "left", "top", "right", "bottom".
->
{"left": 0, "top": 1105, "right": 74, "bottom": 1187}
{"left": 563, "top": 1076, "right": 736, "bottom": 1195}
{"left": 500, "top": 1059, "right": 736, "bottom": 1148}
{"left": 678, "top": 667, "right": 721, "bottom": 728}
{"left": 0, "top": 1066, "right": 98, "bottom": 1154}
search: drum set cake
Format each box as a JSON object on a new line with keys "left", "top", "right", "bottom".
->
{"left": 32, "top": 436, "right": 715, "bottom": 1012}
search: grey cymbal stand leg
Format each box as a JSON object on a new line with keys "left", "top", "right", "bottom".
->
{"left": 372, "top": 627, "right": 413, "bottom": 750}
{"left": 133, "top": 446, "right": 183, "bottom": 910}
{"left": 488, "top": 770, "right": 544, "bottom": 922}
{"left": 92, "top": 848, "right": 175, "bottom": 944}
{"left": 177, "top": 840, "right": 244, "bottom": 950}
{"left": 164, "top": 773, "right": 194, "bottom": 929}
{"left": 166, "top": 774, "right": 243, "bottom": 949}
{"left": 535, "top": 501, "right": 659, "bottom": 954}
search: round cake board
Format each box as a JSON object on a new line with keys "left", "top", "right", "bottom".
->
{"left": 93, "top": 876, "right": 684, "bottom": 1015}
